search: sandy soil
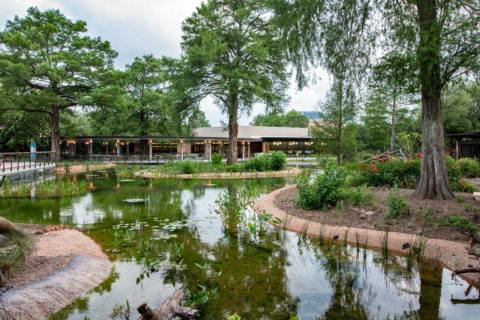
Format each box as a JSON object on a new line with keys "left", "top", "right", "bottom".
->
{"left": 135, "top": 167, "right": 302, "bottom": 180}
{"left": 254, "top": 184, "right": 480, "bottom": 286}
{"left": 1, "top": 225, "right": 112, "bottom": 319}
{"left": 55, "top": 162, "right": 115, "bottom": 174}
{"left": 7, "top": 227, "right": 108, "bottom": 287}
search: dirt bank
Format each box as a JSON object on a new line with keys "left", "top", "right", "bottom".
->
{"left": 55, "top": 162, "right": 115, "bottom": 174}
{"left": 135, "top": 167, "right": 301, "bottom": 180}
{"left": 1, "top": 226, "right": 112, "bottom": 319}
{"left": 254, "top": 185, "right": 480, "bottom": 285}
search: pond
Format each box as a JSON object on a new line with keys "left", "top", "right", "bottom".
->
{"left": 1, "top": 170, "right": 479, "bottom": 319}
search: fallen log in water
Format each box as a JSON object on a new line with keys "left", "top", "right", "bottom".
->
{"left": 452, "top": 267, "right": 480, "bottom": 276}
{"left": 137, "top": 289, "right": 198, "bottom": 320}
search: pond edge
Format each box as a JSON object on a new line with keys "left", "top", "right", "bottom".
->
{"left": 254, "top": 184, "right": 480, "bottom": 286}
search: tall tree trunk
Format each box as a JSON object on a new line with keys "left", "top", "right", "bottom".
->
{"left": 50, "top": 106, "right": 60, "bottom": 162}
{"left": 391, "top": 89, "right": 396, "bottom": 153}
{"left": 227, "top": 94, "right": 239, "bottom": 165}
{"left": 414, "top": 0, "right": 454, "bottom": 200}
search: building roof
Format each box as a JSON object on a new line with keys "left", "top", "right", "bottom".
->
{"left": 193, "top": 126, "right": 311, "bottom": 140}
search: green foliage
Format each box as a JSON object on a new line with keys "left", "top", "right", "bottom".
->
{"left": 296, "top": 163, "right": 347, "bottom": 210}
{"left": 0, "top": 231, "right": 32, "bottom": 277}
{"left": 180, "top": 0, "right": 288, "bottom": 163}
{"left": 385, "top": 189, "right": 409, "bottom": 220}
{"left": 110, "top": 300, "right": 131, "bottom": 320}
{"left": 1, "top": 179, "right": 88, "bottom": 198}
{"left": 0, "top": 7, "right": 117, "bottom": 157}
{"left": 181, "top": 161, "right": 199, "bottom": 174}
{"left": 456, "top": 158, "right": 480, "bottom": 178}
{"left": 438, "top": 214, "right": 478, "bottom": 235}
{"left": 311, "top": 80, "right": 357, "bottom": 165}
{"left": 262, "top": 152, "right": 287, "bottom": 171}
{"left": 211, "top": 153, "right": 223, "bottom": 166}
{"left": 227, "top": 314, "right": 242, "bottom": 320}
{"left": 360, "top": 157, "right": 420, "bottom": 188}
{"left": 347, "top": 185, "right": 373, "bottom": 206}
{"left": 253, "top": 110, "right": 309, "bottom": 128}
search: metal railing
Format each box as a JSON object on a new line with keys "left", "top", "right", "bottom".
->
{"left": 0, "top": 151, "right": 56, "bottom": 173}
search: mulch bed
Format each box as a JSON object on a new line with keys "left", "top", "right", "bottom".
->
{"left": 274, "top": 186, "right": 480, "bottom": 243}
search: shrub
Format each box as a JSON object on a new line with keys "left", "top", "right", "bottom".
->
{"left": 297, "top": 163, "right": 347, "bottom": 210}
{"left": 360, "top": 157, "right": 420, "bottom": 188}
{"left": 385, "top": 189, "right": 409, "bottom": 220}
{"left": 181, "top": 161, "right": 198, "bottom": 174}
{"left": 456, "top": 158, "right": 480, "bottom": 178}
{"left": 347, "top": 184, "right": 373, "bottom": 206}
{"left": 211, "top": 153, "right": 223, "bottom": 166}
{"left": 263, "top": 152, "right": 287, "bottom": 170}
{"left": 242, "top": 157, "right": 266, "bottom": 172}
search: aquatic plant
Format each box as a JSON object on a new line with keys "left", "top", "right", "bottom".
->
{"left": 110, "top": 299, "right": 131, "bottom": 319}
{"left": 381, "top": 229, "right": 389, "bottom": 260}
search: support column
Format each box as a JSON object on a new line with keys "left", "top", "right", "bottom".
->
{"left": 105, "top": 142, "right": 108, "bottom": 155}
{"left": 149, "top": 139, "right": 152, "bottom": 161}
{"left": 204, "top": 141, "right": 212, "bottom": 161}
{"left": 262, "top": 142, "right": 267, "bottom": 154}
{"left": 180, "top": 140, "right": 184, "bottom": 161}
{"left": 126, "top": 142, "right": 130, "bottom": 155}
{"left": 219, "top": 141, "right": 223, "bottom": 156}
{"left": 455, "top": 139, "right": 460, "bottom": 160}
{"left": 247, "top": 142, "right": 250, "bottom": 159}
{"left": 116, "top": 140, "right": 120, "bottom": 156}
{"left": 242, "top": 141, "right": 245, "bottom": 159}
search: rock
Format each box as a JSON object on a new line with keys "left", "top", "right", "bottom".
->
{"left": 474, "top": 192, "right": 480, "bottom": 201}
{"left": 0, "top": 217, "right": 17, "bottom": 233}
{"left": 359, "top": 213, "right": 367, "bottom": 220}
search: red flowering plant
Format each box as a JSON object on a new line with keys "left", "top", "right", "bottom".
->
{"left": 360, "top": 157, "right": 420, "bottom": 188}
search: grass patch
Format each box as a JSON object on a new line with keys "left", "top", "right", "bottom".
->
{"left": 0, "top": 179, "right": 88, "bottom": 198}
{"left": 0, "top": 231, "right": 32, "bottom": 278}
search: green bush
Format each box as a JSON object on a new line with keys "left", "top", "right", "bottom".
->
{"left": 211, "top": 153, "right": 223, "bottom": 166}
{"left": 385, "top": 189, "right": 409, "bottom": 220}
{"left": 181, "top": 161, "right": 198, "bottom": 174}
{"left": 297, "top": 163, "right": 347, "bottom": 210}
{"left": 457, "top": 158, "right": 480, "bottom": 178}
{"left": 243, "top": 156, "right": 267, "bottom": 172}
{"left": 359, "top": 156, "right": 478, "bottom": 192}
{"left": 347, "top": 185, "right": 373, "bottom": 206}
{"left": 263, "top": 152, "right": 287, "bottom": 170}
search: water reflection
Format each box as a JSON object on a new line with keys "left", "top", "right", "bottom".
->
{"left": 0, "top": 172, "right": 478, "bottom": 319}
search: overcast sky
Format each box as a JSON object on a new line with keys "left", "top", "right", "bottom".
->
{"left": 0, "top": 0, "right": 330, "bottom": 126}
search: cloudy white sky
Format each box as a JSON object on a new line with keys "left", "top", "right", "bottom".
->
{"left": 0, "top": 0, "right": 330, "bottom": 126}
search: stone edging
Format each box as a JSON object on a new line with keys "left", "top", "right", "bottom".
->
{"left": 135, "top": 167, "right": 301, "bottom": 180}
{"left": 55, "top": 162, "right": 116, "bottom": 174}
{"left": 254, "top": 184, "right": 480, "bottom": 285}
{"left": 1, "top": 255, "right": 112, "bottom": 319}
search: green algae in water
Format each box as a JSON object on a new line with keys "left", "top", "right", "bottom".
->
{"left": 1, "top": 175, "right": 479, "bottom": 319}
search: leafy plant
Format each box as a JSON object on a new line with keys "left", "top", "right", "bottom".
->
{"left": 211, "top": 152, "right": 223, "bottom": 165}
{"left": 110, "top": 300, "right": 131, "bottom": 319}
{"left": 181, "top": 161, "right": 199, "bottom": 174}
{"left": 385, "top": 189, "right": 409, "bottom": 220}
{"left": 296, "top": 162, "right": 347, "bottom": 210}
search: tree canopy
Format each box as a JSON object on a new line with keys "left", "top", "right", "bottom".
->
{"left": 0, "top": 7, "right": 117, "bottom": 160}
{"left": 252, "top": 110, "right": 309, "bottom": 128}
{"left": 181, "top": 0, "right": 289, "bottom": 164}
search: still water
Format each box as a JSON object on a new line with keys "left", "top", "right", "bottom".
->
{"left": 1, "top": 171, "right": 479, "bottom": 319}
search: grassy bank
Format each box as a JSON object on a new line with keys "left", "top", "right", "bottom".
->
{"left": 0, "top": 179, "right": 89, "bottom": 198}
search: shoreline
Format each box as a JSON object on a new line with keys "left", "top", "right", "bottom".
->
{"left": 135, "top": 167, "right": 302, "bottom": 180}
{"left": 254, "top": 184, "right": 480, "bottom": 286}
{"left": 55, "top": 162, "right": 116, "bottom": 174}
{"left": 1, "top": 226, "right": 112, "bottom": 319}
